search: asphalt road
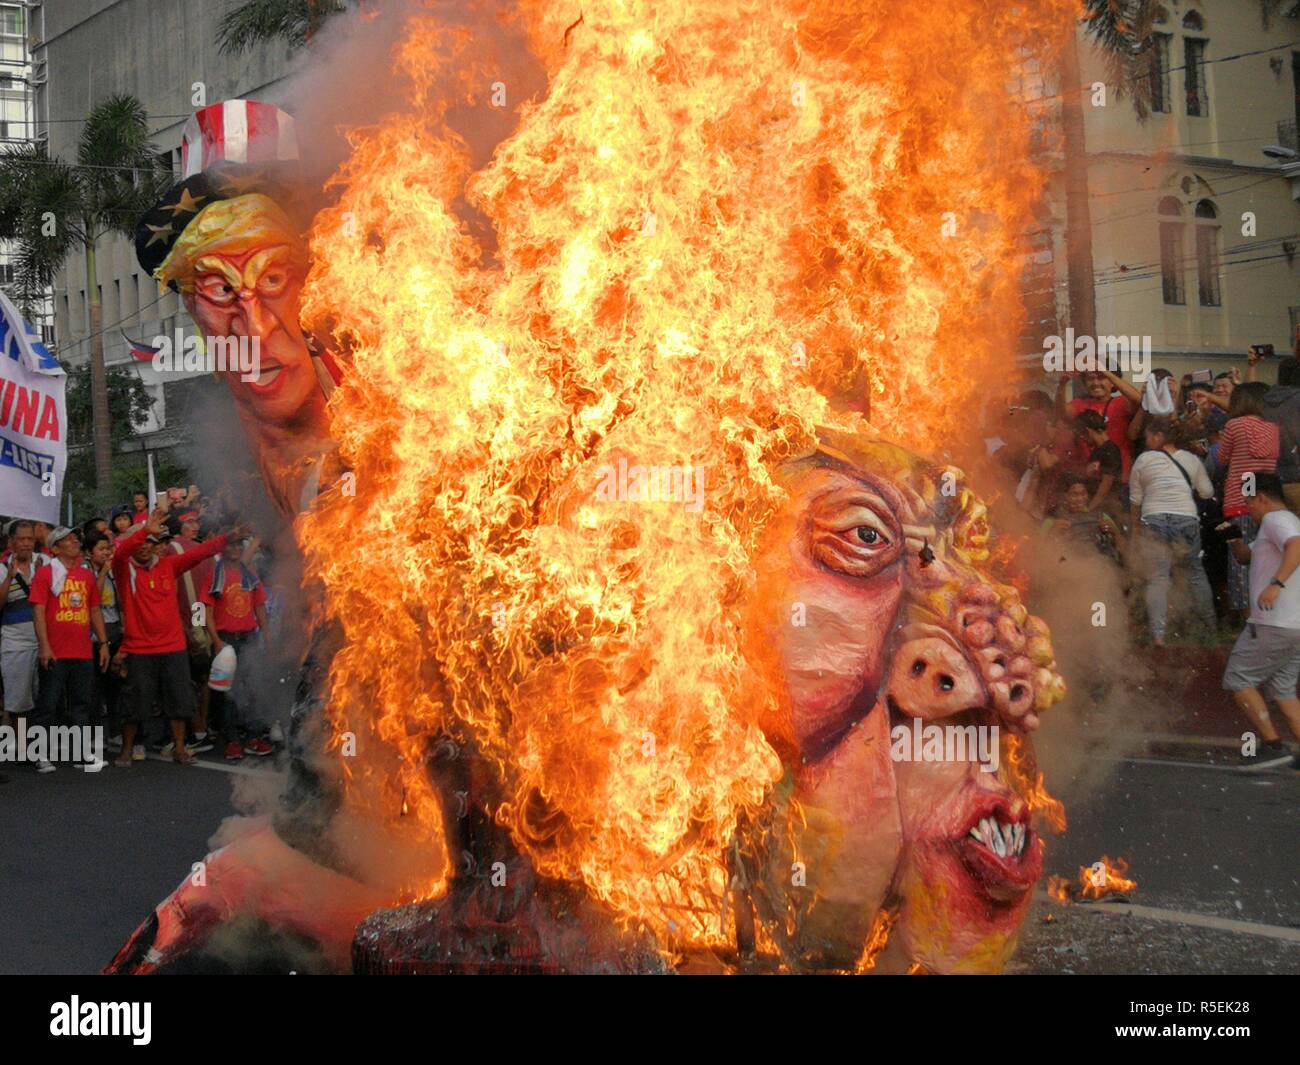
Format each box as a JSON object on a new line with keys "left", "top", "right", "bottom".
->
{"left": 1017, "top": 755, "right": 1300, "bottom": 974}
{"left": 0, "top": 744, "right": 1296, "bottom": 975}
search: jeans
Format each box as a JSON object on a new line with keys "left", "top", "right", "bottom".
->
{"left": 1139, "top": 513, "right": 1216, "bottom": 640}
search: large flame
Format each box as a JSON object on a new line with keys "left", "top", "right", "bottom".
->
{"left": 298, "top": 0, "right": 1079, "bottom": 946}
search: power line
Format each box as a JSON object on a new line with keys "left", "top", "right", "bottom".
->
{"left": 1093, "top": 232, "right": 1300, "bottom": 284}
{"left": 55, "top": 290, "right": 170, "bottom": 360}
{"left": 1093, "top": 248, "right": 1296, "bottom": 301}
{"left": 1022, "top": 37, "right": 1300, "bottom": 109}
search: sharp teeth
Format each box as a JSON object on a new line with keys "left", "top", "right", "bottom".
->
{"left": 991, "top": 824, "right": 1006, "bottom": 857}
{"left": 969, "top": 826, "right": 984, "bottom": 843}
{"left": 979, "top": 818, "right": 993, "bottom": 849}
{"left": 1014, "top": 824, "right": 1025, "bottom": 854}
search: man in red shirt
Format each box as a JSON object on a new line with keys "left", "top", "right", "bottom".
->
{"left": 29, "top": 527, "right": 110, "bottom": 770}
{"left": 201, "top": 535, "right": 270, "bottom": 760}
{"left": 1056, "top": 370, "right": 1137, "bottom": 482}
{"left": 111, "top": 504, "right": 249, "bottom": 767}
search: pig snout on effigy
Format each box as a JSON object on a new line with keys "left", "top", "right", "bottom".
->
{"left": 918, "top": 580, "right": 1066, "bottom": 732}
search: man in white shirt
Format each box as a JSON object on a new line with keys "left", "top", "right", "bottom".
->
{"left": 1221, "top": 472, "right": 1300, "bottom": 769}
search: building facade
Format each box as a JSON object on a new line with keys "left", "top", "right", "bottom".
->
{"left": 0, "top": 1, "right": 47, "bottom": 335}
{"left": 1035, "top": 0, "right": 1300, "bottom": 384}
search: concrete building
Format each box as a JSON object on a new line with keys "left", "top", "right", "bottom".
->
{"left": 0, "top": 1, "right": 48, "bottom": 336}
{"left": 1034, "top": 0, "right": 1300, "bottom": 384}
{"left": 30, "top": 0, "right": 302, "bottom": 452}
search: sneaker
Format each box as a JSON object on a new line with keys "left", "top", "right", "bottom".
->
{"left": 224, "top": 741, "right": 244, "bottom": 761}
{"left": 160, "top": 738, "right": 203, "bottom": 757}
{"left": 1237, "top": 739, "right": 1292, "bottom": 771}
{"left": 131, "top": 746, "right": 146, "bottom": 762}
{"left": 243, "top": 737, "right": 273, "bottom": 757}
{"left": 189, "top": 732, "right": 214, "bottom": 754}
{"left": 35, "top": 760, "right": 55, "bottom": 774}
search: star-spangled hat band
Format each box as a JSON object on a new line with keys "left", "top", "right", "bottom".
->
{"left": 135, "top": 99, "right": 303, "bottom": 286}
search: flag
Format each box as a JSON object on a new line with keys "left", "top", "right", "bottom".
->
{"left": 0, "top": 291, "right": 65, "bottom": 524}
{"left": 122, "top": 329, "right": 159, "bottom": 362}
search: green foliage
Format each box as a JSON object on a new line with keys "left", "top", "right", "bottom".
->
{"left": 217, "top": 0, "right": 348, "bottom": 54}
{"left": 60, "top": 362, "right": 167, "bottom": 518}
{"left": 63, "top": 362, "right": 154, "bottom": 448}
{"left": 0, "top": 94, "right": 171, "bottom": 302}
{"left": 62, "top": 447, "right": 191, "bottom": 524}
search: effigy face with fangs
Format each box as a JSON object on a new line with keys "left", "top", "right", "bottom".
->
{"left": 739, "top": 430, "right": 1064, "bottom": 971}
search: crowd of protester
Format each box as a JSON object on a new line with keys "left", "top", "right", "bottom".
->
{"left": 983, "top": 338, "right": 1300, "bottom": 770}
{"left": 0, "top": 485, "right": 274, "bottom": 776}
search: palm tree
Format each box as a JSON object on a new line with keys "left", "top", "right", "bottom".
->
{"left": 0, "top": 95, "right": 171, "bottom": 491}
{"left": 217, "top": 0, "right": 349, "bottom": 54}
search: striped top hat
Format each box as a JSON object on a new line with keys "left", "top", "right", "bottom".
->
{"left": 135, "top": 99, "right": 303, "bottom": 284}
{"left": 180, "top": 99, "right": 299, "bottom": 178}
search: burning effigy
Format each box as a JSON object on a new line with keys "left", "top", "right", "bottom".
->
{"left": 109, "top": 0, "right": 1083, "bottom": 975}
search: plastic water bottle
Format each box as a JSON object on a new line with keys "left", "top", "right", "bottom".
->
{"left": 209, "top": 644, "right": 237, "bottom": 691}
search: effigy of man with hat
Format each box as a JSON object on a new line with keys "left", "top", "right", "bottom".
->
{"left": 134, "top": 100, "right": 344, "bottom": 518}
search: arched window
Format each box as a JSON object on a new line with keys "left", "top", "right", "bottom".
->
{"left": 1151, "top": 20, "right": 1173, "bottom": 113}
{"left": 1194, "top": 199, "right": 1221, "bottom": 306}
{"left": 1182, "top": 13, "right": 1209, "bottom": 116}
{"left": 1158, "top": 198, "right": 1185, "bottom": 306}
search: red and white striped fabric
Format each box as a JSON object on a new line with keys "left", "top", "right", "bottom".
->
{"left": 1219, "top": 414, "right": 1281, "bottom": 517}
{"left": 179, "top": 99, "right": 298, "bottom": 179}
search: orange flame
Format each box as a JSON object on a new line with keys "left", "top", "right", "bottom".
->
{"left": 1048, "top": 856, "right": 1138, "bottom": 903}
{"left": 298, "top": 0, "right": 1079, "bottom": 945}
{"left": 1004, "top": 733, "right": 1067, "bottom": 834}
{"left": 855, "top": 906, "right": 899, "bottom": 973}
{"left": 1079, "top": 855, "right": 1137, "bottom": 900}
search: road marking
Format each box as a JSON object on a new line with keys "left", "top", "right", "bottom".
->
{"left": 1036, "top": 893, "right": 1300, "bottom": 944}
{"left": 1113, "top": 731, "right": 1244, "bottom": 750}
{"left": 1108, "top": 754, "right": 1295, "bottom": 775}
{"left": 1117, "top": 756, "right": 1251, "bottom": 772}
{"left": 141, "top": 753, "right": 279, "bottom": 777}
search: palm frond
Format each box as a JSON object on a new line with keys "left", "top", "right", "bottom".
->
{"left": 217, "top": 0, "right": 348, "bottom": 55}
{"left": 76, "top": 94, "right": 171, "bottom": 239}
{"left": 0, "top": 144, "right": 82, "bottom": 296}
{"left": 1259, "top": 0, "right": 1298, "bottom": 28}
{"left": 1081, "top": 0, "right": 1158, "bottom": 119}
